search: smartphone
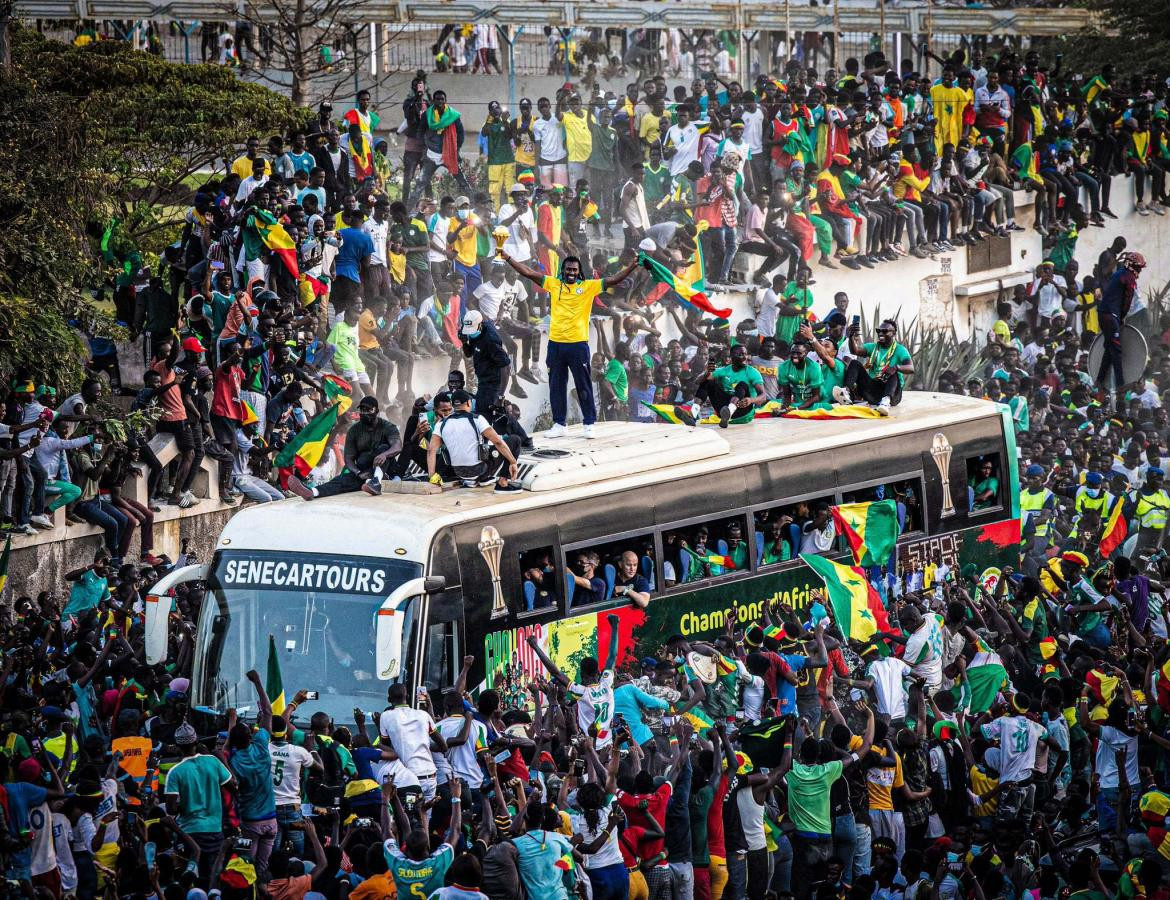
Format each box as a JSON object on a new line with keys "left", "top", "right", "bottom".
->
{"left": 304, "top": 690, "right": 319, "bottom": 700}
{"left": 210, "top": 260, "right": 226, "bottom": 271}
{"left": 851, "top": 315, "right": 861, "bottom": 329}
{"left": 572, "top": 759, "right": 586, "bottom": 776}
{"left": 145, "top": 841, "right": 156, "bottom": 869}
{"left": 494, "top": 749, "right": 512, "bottom": 764}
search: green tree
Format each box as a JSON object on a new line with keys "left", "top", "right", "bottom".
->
{"left": 0, "top": 27, "right": 313, "bottom": 386}
{"left": 1060, "top": 0, "right": 1170, "bottom": 76}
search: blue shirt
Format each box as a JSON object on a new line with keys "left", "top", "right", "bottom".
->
{"left": 63, "top": 570, "right": 110, "bottom": 619}
{"left": 614, "top": 682, "right": 670, "bottom": 747}
{"left": 228, "top": 728, "right": 276, "bottom": 821}
{"left": 336, "top": 227, "right": 375, "bottom": 284}
{"left": 4, "top": 782, "right": 47, "bottom": 833}
{"left": 282, "top": 150, "right": 316, "bottom": 176}
{"left": 514, "top": 829, "right": 574, "bottom": 900}
{"left": 777, "top": 654, "right": 807, "bottom": 716}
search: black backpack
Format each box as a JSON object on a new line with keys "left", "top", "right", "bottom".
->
{"left": 305, "top": 737, "right": 345, "bottom": 808}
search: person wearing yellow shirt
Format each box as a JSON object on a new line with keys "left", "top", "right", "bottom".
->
{"left": 930, "top": 68, "right": 968, "bottom": 156}
{"left": 639, "top": 97, "right": 668, "bottom": 158}
{"left": 447, "top": 196, "right": 488, "bottom": 307}
{"left": 500, "top": 252, "right": 637, "bottom": 438}
{"left": 559, "top": 94, "right": 594, "bottom": 190}
{"left": 231, "top": 136, "right": 272, "bottom": 180}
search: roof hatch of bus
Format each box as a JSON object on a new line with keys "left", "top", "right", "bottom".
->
{"left": 515, "top": 423, "right": 730, "bottom": 492}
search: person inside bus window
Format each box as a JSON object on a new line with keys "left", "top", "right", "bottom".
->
{"left": 760, "top": 514, "right": 794, "bottom": 565}
{"left": 521, "top": 549, "right": 559, "bottom": 611}
{"left": 723, "top": 520, "right": 749, "bottom": 570}
{"left": 613, "top": 550, "right": 652, "bottom": 608}
{"left": 676, "top": 526, "right": 714, "bottom": 583}
{"left": 566, "top": 551, "right": 606, "bottom": 604}
{"left": 799, "top": 502, "right": 836, "bottom": 555}
{"left": 971, "top": 458, "right": 1000, "bottom": 511}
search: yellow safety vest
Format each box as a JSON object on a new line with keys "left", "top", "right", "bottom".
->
{"left": 1136, "top": 490, "right": 1170, "bottom": 530}
{"left": 1021, "top": 488, "right": 1054, "bottom": 537}
{"left": 43, "top": 732, "right": 79, "bottom": 774}
{"left": 1074, "top": 487, "right": 1111, "bottom": 517}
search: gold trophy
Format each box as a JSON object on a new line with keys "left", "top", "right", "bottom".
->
{"left": 931, "top": 432, "right": 955, "bottom": 518}
{"left": 479, "top": 525, "right": 507, "bottom": 618}
{"left": 492, "top": 226, "right": 509, "bottom": 257}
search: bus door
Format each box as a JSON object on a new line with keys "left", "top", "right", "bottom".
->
{"left": 417, "top": 589, "right": 465, "bottom": 696}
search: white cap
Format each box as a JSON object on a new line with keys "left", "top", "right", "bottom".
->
{"left": 638, "top": 238, "right": 656, "bottom": 251}
{"left": 460, "top": 309, "right": 484, "bottom": 335}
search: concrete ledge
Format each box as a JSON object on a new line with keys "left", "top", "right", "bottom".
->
{"left": 954, "top": 271, "right": 1031, "bottom": 297}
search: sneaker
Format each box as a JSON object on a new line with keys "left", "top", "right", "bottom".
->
{"left": 1154, "top": 204, "right": 1166, "bottom": 216}
{"left": 14, "top": 524, "right": 35, "bottom": 536}
{"left": 718, "top": 405, "right": 733, "bottom": 429}
{"left": 287, "top": 476, "right": 316, "bottom": 500}
{"left": 362, "top": 477, "right": 383, "bottom": 496}
{"left": 841, "top": 256, "right": 862, "bottom": 270}
{"left": 940, "top": 240, "right": 957, "bottom": 251}
{"left": 818, "top": 256, "right": 838, "bottom": 269}
{"left": 509, "top": 383, "right": 529, "bottom": 399}
{"left": 178, "top": 491, "right": 198, "bottom": 509}
{"left": 148, "top": 498, "right": 164, "bottom": 512}
{"left": 142, "top": 553, "right": 164, "bottom": 566}
{"left": 29, "top": 514, "right": 52, "bottom": 529}
{"left": 674, "top": 404, "right": 697, "bottom": 427}
{"left": 518, "top": 367, "right": 539, "bottom": 385}
{"left": 494, "top": 481, "right": 523, "bottom": 493}
{"left": 832, "top": 386, "right": 853, "bottom": 406}
{"left": 857, "top": 255, "right": 875, "bottom": 269}
{"left": 1138, "top": 202, "right": 1150, "bottom": 216}
{"left": 544, "top": 423, "right": 567, "bottom": 438}
{"left": 877, "top": 397, "right": 891, "bottom": 416}
{"left": 1102, "top": 207, "right": 1118, "bottom": 219}
{"left": 583, "top": 424, "right": 597, "bottom": 439}
{"left": 911, "top": 245, "right": 929, "bottom": 259}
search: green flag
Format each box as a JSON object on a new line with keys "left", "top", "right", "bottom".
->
{"left": 266, "top": 634, "right": 286, "bottom": 716}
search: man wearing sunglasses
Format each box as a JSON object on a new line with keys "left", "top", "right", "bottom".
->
{"left": 834, "top": 319, "right": 914, "bottom": 416}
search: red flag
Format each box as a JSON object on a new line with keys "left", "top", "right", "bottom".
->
{"left": 1099, "top": 499, "right": 1128, "bottom": 558}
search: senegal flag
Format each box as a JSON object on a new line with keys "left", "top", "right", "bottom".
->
{"left": 1011, "top": 143, "right": 1043, "bottom": 186}
{"left": 781, "top": 405, "right": 884, "bottom": 420}
{"left": 321, "top": 373, "right": 354, "bottom": 415}
{"left": 274, "top": 401, "right": 341, "bottom": 478}
{"left": 0, "top": 534, "right": 10, "bottom": 597}
{"left": 249, "top": 208, "right": 299, "bottom": 278}
{"left": 1082, "top": 74, "right": 1110, "bottom": 106}
{"left": 642, "top": 401, "right": 696, "bottom": 426}
{"left": 682, "top": 706, "right": 717, "bottom": 736}
{"left": 1100, "top": 499, "right": 1128, "bottom": 558}
{"left": 800, "top": 554, "right": 889, "bottom": 641}
{"left": 832, "top": 500, "right": 899, "bottom": 567}
{"left": 965, "top": 648, "right": 1010, "bottom": 714}
{"left": 638, "top": 252, "right": 731, "bottom": 319}
{"left": 266, "top": 634, "right": 286, "bottom": 716}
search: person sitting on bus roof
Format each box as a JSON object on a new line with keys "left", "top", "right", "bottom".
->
{"left": 566, "top": 550, "right": 606, "bottom": 606}
{"left": 692, "top": 342, "right": 768, "bottom": 429}
{"left": 425, "top": 389, "right": 522, "bottom": 493}
{"left": 287, "top": 395, "right": 402, "bottom": 501}
{"left": 834, "top": 318, "right": 915, "bottom": 415}
{"left": 613, "top": 550, "right": 652, "bottom": 608}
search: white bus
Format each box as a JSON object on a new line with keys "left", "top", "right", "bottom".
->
{"left": 145, "top": 392, "right": 1020, "bottom": 723}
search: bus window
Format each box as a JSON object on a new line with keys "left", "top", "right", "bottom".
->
{"left": 754, "top": 495, "right": 837, "bottom": 566}
{"left": 842, "top": 478, "right": 924, "bottom": 534}
{"left": 421, "top": 620, "right": 460, "bottom": 695}
{"left": 564, "top": 534, "right": 656, "bottom": 609}
{"left": 968, "top": 456, "right": 1002, "bottom": 512}
{"left": 663, "top": 516, "right": 749, "bottom": 586}
{"left": 518, "top": 548, "right": 560, "bottom": 613}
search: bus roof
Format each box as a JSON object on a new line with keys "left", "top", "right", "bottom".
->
{"left": 215, "top": 392, "right": 1003, "bottom": 561}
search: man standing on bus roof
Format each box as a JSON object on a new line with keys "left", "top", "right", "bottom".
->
{"left": 527, "top": 613, "right": 621, "bottom": 747}
{"left": 835, "top": 318, "right": 914, "bottom": 416}
{"left": 287, "top": 395, "right": 401, "bottom": 500}
{"left": 500, "top": 251, "right": 638, "bottom": 439}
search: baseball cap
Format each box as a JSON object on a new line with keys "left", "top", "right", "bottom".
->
{"left": 510, "top": 183, "right": 528, "bottom": 194}
{"left": 454, "top": 195, "right": 471, "bottom": 206}
{"left": 182, "top": 336, "right": 206, "bottom": 353}
{"left": 461, "top": 310, "right": 484, "bottom": 336}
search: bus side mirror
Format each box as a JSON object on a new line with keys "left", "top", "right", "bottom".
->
{"left": 375, "top": 577, "right": 429, "bottom": 682}
{"left": 144, "top": 564, "right": 209, "bottom": 665}
{"left": 424, "top": 576, "right": 447, "bottom": 594}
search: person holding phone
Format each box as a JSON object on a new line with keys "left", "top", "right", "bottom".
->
{"left": 836, "top": 319, "right": 914, "bottom": 415}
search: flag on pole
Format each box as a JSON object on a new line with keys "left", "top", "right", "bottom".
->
{"left": 1099, "top": 499, "right": 1128, "bottom": 558}
{"left": 800, "top": 554, "right": 889, "bottom": 641}
{"left": 0, "top": 535, "right": 10, "bottom": 597}
{"left": 637, "top": 253, "right": 732, "bottom": 319}
{"left": 832, "top": 500, "right": 900, "bottom": 567}
{"left": 274, "top": 402, "right": 341, "bottom": 478}
{"left": 248, "top": 209, "right": 299, "bottom": 279}
{"left": 266, "top": 634, "right": 286, "bottom": 716}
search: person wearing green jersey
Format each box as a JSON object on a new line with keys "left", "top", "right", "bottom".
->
{"left": 776, "top": 339, "right": 826, "bottom": 412}
{"left": 837, "top": 319, "right": 914, "bottom": 415}
{"left": 384, "top": 776, "right": 462, "bottom": 899}
{"left": 694, "top": 343, "right": 767, "bottom": 428}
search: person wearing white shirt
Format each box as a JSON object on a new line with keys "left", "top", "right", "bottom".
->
{"left": 362, "top": 201, "right": 392, "bottom": 297}
{"left": 378, "top": 683, "right": 447, "bottom": 801}
{"left": 534, "top": 98, "right": 568, "bottom": 187}
{"left": 865, "top": 655, "right": 911, "bottom": 721}
{"left": 473, "top": 264, "right": 509, "bottom": 321}
{"left": 496, "top": 187, "right": 538, "bottom": 262}
{"left": 1029, "top": 263, "right": 1067, "bottom": 324}
{"left": 753, "top": 280, "right": 780, "bottom": 338}
{"left": 437, "top": 695, "right": 488, "bottom": 796}
{"left": 664, "top": 107, "right": 702, "bottom": 177}
{"left": 235, "top": 169, "right": 268, "bottom": 205}
{"left": 268, "top": 719, "right": 322, "bottom": 855}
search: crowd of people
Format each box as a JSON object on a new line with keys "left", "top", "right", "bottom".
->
{"left": 8, "top": 30, "right": 1170, "bottom": 900}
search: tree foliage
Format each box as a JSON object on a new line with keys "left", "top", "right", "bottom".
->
{"left": 0, "top": 27, "right": 313, "bottom": 387}
{"left": 1056, "top": 0, "right": 1170, "bottom": 77}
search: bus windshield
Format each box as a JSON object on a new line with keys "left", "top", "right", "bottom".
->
{"left": 192, "top": 550, "right": 422, "bottom": 724}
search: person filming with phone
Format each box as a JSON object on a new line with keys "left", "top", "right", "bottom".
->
{"left": 834, "top": 317, "right": 914, "bottom": 415}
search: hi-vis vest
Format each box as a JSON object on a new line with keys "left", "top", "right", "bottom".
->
{"left": 43, "top": 732, "right": 79, "bottom": 774}
{"left": 1136, "top": 489, "right": 1170, "bottom": 530}
{"left": 1074, "top": 487, "right": 1111, "bottom": 517}
{"left": 1021, "top": 487, "right": 1054, "bottom": 537}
